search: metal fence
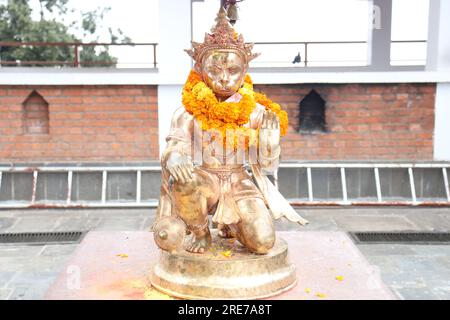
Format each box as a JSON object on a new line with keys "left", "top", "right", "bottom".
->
{"left": 0, "top": 162, "right": 449, "bottom": 209}
{"left": 0, "top": 40, "right": 426, "bottom": 69}
{"left": 252, "top": 40, "right": 427, "bottom": 67}
{"left": 0, "top": 41, "right": 158, "bottom": 68}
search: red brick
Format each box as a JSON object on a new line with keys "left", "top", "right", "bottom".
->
{"left": 0, "top": 83, "right": 435, "bottom": 162}
{"left": 0, "top": 85, "right": 159, "bottom": 161}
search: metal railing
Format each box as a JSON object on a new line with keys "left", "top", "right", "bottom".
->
{"left": 0, "top": 166, "right": 160, "bottom": 208}
{"left": 0, "top": 40, "right": 426, "bottom": 69}
{"left": 279, "top": 162, "right": 450, "bottom": 207}
{"left": 253, "top": 40, "right": 366, "bottom": 67}
{"left": 252, "top": 40, "right": 427, "bottom": 67}
{"left": 0, "top": 162, "right": 449, "bottom": 209}
{"left": 0, "top": 41, "right": 158, "bottom": 68}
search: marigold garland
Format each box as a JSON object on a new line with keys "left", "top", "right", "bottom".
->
{"left": 181, "top": 70, "right": 288, "bottom": 149}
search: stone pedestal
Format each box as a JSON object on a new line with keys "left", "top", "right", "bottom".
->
{"left": 45, "top": 231, "right": 397, "bottom": 300}
{"left": 151, "top": 233, "right": 296, "bottom": 299}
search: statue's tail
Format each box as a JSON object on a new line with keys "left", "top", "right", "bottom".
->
{"left": 250, "top": 164, "right": 309, "bottom": 226}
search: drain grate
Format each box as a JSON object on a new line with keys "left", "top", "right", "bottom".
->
{"left": 0, "top": 231, "right": 85, "bottom": 245}
{"left": 349, "top": 232, "right": 450, "bottom": 244}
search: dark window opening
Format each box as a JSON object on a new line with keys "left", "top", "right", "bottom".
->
{"left": 299, "top": 89, "right": 326, "bottom": 133}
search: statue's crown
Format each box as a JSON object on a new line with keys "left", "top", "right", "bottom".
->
{"left": 185, "top": 7, "right": 260, "bottom": 64}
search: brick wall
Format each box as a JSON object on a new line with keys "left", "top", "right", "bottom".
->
{"left": 0, "top": 85, "right": 159, "bottom": 161}
{"left": 255, "top": 83, "right": 436, "bottom": 160}
{"left": 0, "top": 83, "right": 436, "bottom": 162}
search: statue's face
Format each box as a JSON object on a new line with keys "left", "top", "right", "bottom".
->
{"left": 200, "top": 50, "right": 247, "bottom": 99}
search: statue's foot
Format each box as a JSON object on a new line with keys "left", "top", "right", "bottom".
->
{"left": 218, "top": 224, "right": 234, "bottom": 238}
{"left": 186, "top": 230, "right": 211, "bottom": 254}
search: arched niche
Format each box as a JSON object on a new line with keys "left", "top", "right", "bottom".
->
{"left": 299, "top": 89, "right": 327, "bottom": 133}
{"left": 23, "top": 90, "right": 49, "bottom": 135}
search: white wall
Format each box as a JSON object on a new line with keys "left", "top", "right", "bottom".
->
{"left": 434, "top": 83, "right": 450, "bottom": 160}
{"left": 157, "top": 0, "right": 193, "bottom": 85}
{"left": 157, "top": 85, "right": 184, "bottom": 155}
{"left": 427, "top": 0, "right": 450, "bottom": 71}
{"left": 428, "top": 0, "right": 450, "bottom": 160}
{"left": 157, "top": 0, "right": 193, "bottom": 155}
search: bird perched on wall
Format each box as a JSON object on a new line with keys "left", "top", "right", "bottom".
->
{"left": 292, "top": 52, "right": 301, "bottom": 64}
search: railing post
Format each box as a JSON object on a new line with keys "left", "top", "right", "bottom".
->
{"left": 74, "top": 44, "right": 79, "bottom": 67}
{"left": 153, "top": 44, "right": 157, "bottom": 68}
{"left": 31, "top": 171, "right": 38, "bottom": 204}
{"left": 304, "top": 42, "right": 308, "bottom": 67}
{"left": 443, "top": 168, "right": 450, "bottom": 202}
{"left": 101, "top": 171, "right": 107, "bottom": 204}
{"left": 374, "top": 167, "right": 382, "bottom": 203}
{"left": 307, "top": 167, "right": 313, "bottom": 202}
{"left": 341, "top": 167, "right": 348, "bottom": 204}
{"left": 408, "top": 167, "right": 417, "bottom": 204}
{"left": 67, "top": 171, "right": 73, "bottom": 205}
{"left": 136, "top": 170, "right": 142, "bottom": 203}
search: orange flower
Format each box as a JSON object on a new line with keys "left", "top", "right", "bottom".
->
{"left": 181, "top": 70, "right": 289, "bottom": 148}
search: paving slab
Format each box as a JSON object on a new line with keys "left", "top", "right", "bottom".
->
{"left": 432, "top": 286, "right": 450, "bottom": 300}
{"left": 395, "top": 257, "right": 450, "bottom": 276}
{"left": 0, "top": 272, "right": 17, "bottom": 289}
{"left": 39, "top": 244, "right": 79, "bottom": 257}
{"left": 333, "top": 214, "right": 420, "bottom": 231}
{"left": 85, "top": 208, "right": 152, "bottom": 217}
{"left": 53, "top": 216, "right": 101, "bottom": 231}
{"left": 393, "top": 286, "right": 439, "bottom": 300}
{"left": 8, "top": 271, "right": 59, "bottom": 287}
{"left": 0, "top": 245, "right": 43, "bottom": 258}
{"left": 0, "top": 288, "right": 13, "bottom": 299}
{"left": 45, "top": 231, "right": 397, "bottom": 300}
{"left": 404, "top": 214, "right": 450, "bottom": 231}
{"left": 6, "top": 216, "right": 59, "bottom": 233}
{"left": 275, "top": 214, "right": 339, "bottom": 231}
{"left": 0, "top": 218, "right": 16, "bottom": 232}
{"left": 140, "top": 217, "right": 154, "bottom": 230}
{"left": 357, "top": 244, "right": 416, "bottom": 256}
{"left": 0, "top": 255, "right": 71, "bottom": 273}
{"left": 94, "top": 217, "right": 147, "bottom": 231}
{"left": 360, "top": 253, "right": 450, "bottom": 300}
{"left": 9, "top": 285, "right": 52, "bottom": 300}
{"left": 409, "top": 245, "right": 450, "bottom": 256}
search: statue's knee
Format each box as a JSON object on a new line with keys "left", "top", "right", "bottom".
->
{"left": 246, "top": 226, "right": 275, "bottom": 254}
{"left": 236, "top": 198, "right": 275, "bottom": 254}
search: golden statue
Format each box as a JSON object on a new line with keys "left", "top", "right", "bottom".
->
{"left": 153, "top": 8, "right": 307, "bottom": 256}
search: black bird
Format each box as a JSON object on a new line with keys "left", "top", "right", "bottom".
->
{"left": 292, "top": 52, "right": 301, "bottom": 64}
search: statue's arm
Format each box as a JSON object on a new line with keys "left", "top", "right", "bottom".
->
{"left": 161, "top": 107, "right": 195, "bottom": 184}
{"left": 154, "top": 108, "right": 194, "bottom": 224}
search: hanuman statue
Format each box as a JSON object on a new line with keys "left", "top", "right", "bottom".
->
{"left": 153, "top": 8, "right": 307, "bottom": 255}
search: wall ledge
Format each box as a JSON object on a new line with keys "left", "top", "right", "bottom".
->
{"left": 0, "top": 67, "right": 449, "bottom": 85}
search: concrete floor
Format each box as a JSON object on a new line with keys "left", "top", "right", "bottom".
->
{"left": 0, "top": 207, "right": 449, "bottom": 300}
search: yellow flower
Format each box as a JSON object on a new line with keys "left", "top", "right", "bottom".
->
{"left": 335, "top": 275, "right": 344, "bottom": 281}
{"left": 305, "top": 288, "right": 312, "bottom": 294}
{"left": 116, "top": 253, "right": 128, "bottom": 258}
{"left": 143, "top": 287, "right": 173, "bottom": 300}
{"left": 220, "top": 250, "right": 232, "bottom": 258}
{"left": 316, "top": 293, "right": 327, "bottom": 298}
{"left": 182, "top": 70, "right": 289, "bottom": 149}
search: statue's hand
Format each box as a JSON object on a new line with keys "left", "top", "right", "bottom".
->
{"left": 259, "top": 110, "right": 281, "bottom": 157}
{"left": 166, "top": 152, "right": 194, "bottom": 184}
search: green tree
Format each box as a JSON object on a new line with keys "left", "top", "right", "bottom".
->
{"left": 0, "top": 0, "right": 131, "bottom": 67}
